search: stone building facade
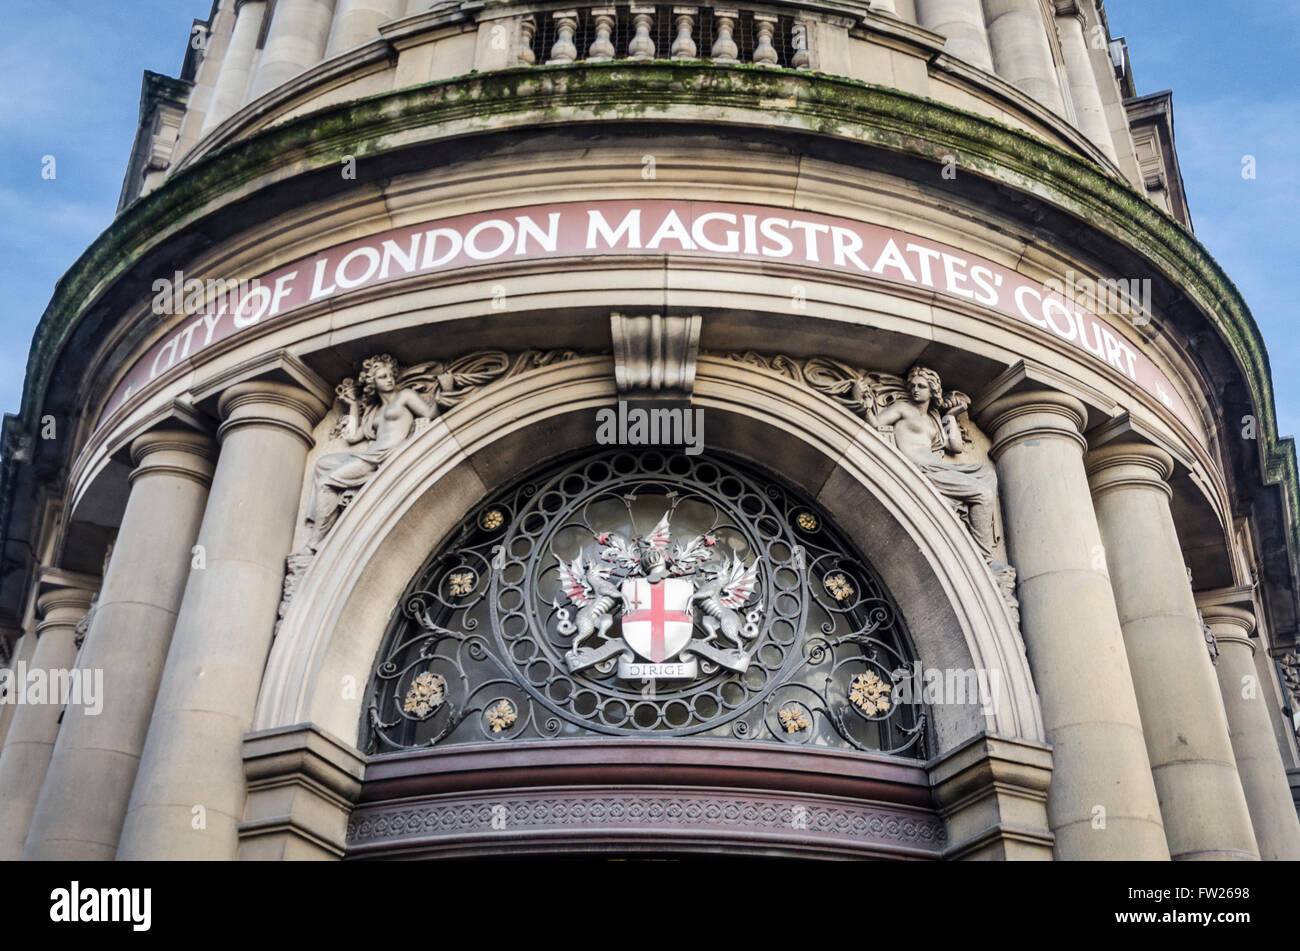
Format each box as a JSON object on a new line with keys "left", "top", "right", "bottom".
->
{"left": 1, "top": 0, "right": 1298, "bottom": 860}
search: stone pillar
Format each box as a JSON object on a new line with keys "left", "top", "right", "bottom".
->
{"left": 981, "top": 0, "right": 1066, "bottom": 113}
{"left": 0, "top": 627, "right": 35, "bottom": 749}
{"left": 22, "top": 431, "right": 217, "bottom": 861}
{"left": 977, "top": 391, "right": 1168, "bottom": 859}
{"left": 173, "top": 0, "right": 237, "bottom": 157}
{"left": 202, "top": 0, "right": 269, "bottom": 133}
{"left": 1203, "top": 606, "right": 1300, "bottom": 859}
{"left": 116, "top": 381, "right": 328, "bottom": 860}
{"left": 1087, "top": 444, "right": 1259, "bottom": 860}
{"left": 0, "top": 580, "right": 97, "bottom": 859}
{"left": 248, "top": 0, "right": 338, "bottom": 101}
{"left": 324, "top": 0, "right": 405, "bottom": 57}
{"left": 1055, "top": 2, "right": 1117, "bottom": 161}
{"left": 915, "top": 0, "right": 993, "bottom": 71}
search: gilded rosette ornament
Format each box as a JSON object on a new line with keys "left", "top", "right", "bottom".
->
{"left": 849, "top": 671, "right": 892, "bottom": 716}
{"left": 403, "top": 672, "right": 447, "bottom": 719}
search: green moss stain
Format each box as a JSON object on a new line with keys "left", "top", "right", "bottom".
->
{"left": 11, "top": 61, "right": 1298, "bottom": 561}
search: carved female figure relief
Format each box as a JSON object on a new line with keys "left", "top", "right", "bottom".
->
{"left": 300, "top": 350, "right": 581, "bottom": 554}
{"left": 304, "top": 354, "right": 438, "bottom": 550}
{"left": 716, "top": 352, "right": 1019, "bottom": 622}
{"left": 858, "top": 365, "right": 1005, "bottom": 564}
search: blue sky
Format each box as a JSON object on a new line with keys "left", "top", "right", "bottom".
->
{"left": 1, "top": 1, "right": 1296, "bottom": 436}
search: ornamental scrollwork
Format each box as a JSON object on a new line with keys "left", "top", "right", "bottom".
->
{"left": 366, "top": 449, "right": 927, "bottom": 757}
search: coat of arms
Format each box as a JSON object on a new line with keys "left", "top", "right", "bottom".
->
{"left": 554, "top": 512, "right": 761, "bottom": 680}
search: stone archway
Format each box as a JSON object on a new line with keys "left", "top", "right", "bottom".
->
{"left": 244, "top": 354, "right": 1052, "bottom": 859}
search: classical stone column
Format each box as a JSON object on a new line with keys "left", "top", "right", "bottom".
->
{"left": 976, "top": 391, "right": 1168, "bottom": 859}
{"left": 248, "top": 0, "right": 338, "bottom": 101}
{"left": 916, "top": 0, "right": 993, "bottom": 70}
{"left": 1055, "top": 2, "right": 1117, "bottom": 161}
{"left": 981, "top": 0, "right": 1066, "bottom": 113}
{"left": 116, "top": 381, "right": 327, "bottom": 860}
{"left": 22, "top": 430, "right": 216, "bottom": 861}
{"left": 1203, "top": 605, "right": 1300, "bottom": 859}
{"left": 0, "top": 627, "right": 34, "bottom": 749}
{"left": 1087, "top": 444, "right": 1258, "bottom": 860}
{"left": 202, "top": 0, "right": 268, "bottom": 133}
{"left": 324, "top": 0, "right": 405, "bottom": 57}
{"left": 0, "top": 581, "right": 97, "bottom": 859}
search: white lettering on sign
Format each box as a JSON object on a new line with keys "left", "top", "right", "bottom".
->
{"left": 618, "top": 660, "right": 698, "bottom": 680}
{"left": 102, "top": 200, "right": 1197, "bottom": 437}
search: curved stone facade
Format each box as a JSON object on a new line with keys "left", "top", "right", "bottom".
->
{"left": 1, "top": 0, "right": 1297, "bottom": 861}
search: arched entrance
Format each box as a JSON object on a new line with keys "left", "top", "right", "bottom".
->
{"left": 246, "top": 355, "right": 1052, "bottom": 858}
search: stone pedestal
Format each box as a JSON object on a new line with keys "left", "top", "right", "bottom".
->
{"left": 23, "top": 430, "right": 216, "bottom": 861}
{"left": 1203, "top": 606, "right": 1300, "bottom": 860}
{"left": 0, "top": 579, "right": 97, "bottom": 859}
{"left": 116, "top": 381, "right": 327, "bottom": 860}
{"left": 977, "top": 391, "right": 1168, "bottom": 860}
{"left": 238, "top": 724, "right": 366, "bottom": 860}
{"left": 928, "top": 733, "right": 1054, "bottom": 859}
{"left": 1088, "top": 443, "right": 1258, "bottom": 860}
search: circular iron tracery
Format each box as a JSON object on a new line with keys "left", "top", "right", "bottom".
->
{"left": 366, "top": 449, "right": 927, "bottom": 757}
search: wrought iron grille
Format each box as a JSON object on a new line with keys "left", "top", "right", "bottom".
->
{"left": 532, "top": 8, "right": 797, "bottom": 67}
{"left": 366, "top": 449, "right": 926, "bottom": 757}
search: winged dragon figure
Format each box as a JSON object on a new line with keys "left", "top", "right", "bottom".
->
{"left": 554, "top": 511, "right": 762, "bottom": 678}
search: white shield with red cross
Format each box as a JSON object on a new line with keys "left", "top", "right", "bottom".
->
{"left": 619, "top": 577, "right": 695, "bottom": 663}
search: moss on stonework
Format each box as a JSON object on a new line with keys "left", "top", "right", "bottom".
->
{"left": 10, "top": 61, "right": 1298, "bottom": 571}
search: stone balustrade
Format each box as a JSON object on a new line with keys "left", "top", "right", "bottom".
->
{"left": 524, "top": 6, "right": 811, "bottom": 70}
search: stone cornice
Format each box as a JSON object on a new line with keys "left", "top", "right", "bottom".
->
{"left": 5, "top": 61, "right": 1296, "bottom": 627}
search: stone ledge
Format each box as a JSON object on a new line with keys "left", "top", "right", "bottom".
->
{"left": 238, "top": 723, "right": 367, "bottom": 861}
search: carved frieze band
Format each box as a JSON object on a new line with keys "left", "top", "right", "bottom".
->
{"left": 279, "top": 346, "right": 1023, "bottom": 630}
{"left": 346, "top": 787, "right": 947, "bottom": 857}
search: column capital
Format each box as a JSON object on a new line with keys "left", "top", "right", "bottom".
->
{"left": 975, "top": 389, "right": 1089, "bottom": 459}
{"left": 1199, "top": 604, "right": 1257, "bottom": 643}
{"left": 35, "top": 584, "right": 97, "bottom": 633}
{"left": 33, "top": 567, "right": 99, "bottom": 619}
{"left": 217, "top": 380, "right": 329, "bottom": 448}
{"left": 1053, "top": 0, "right": 1085, "bottom": 20}
{"left": 1085, "top": 441, "right": 1174, "bottom": 499}
{"left": 129, "top": 428, "right": 218, "bottom": 488}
